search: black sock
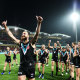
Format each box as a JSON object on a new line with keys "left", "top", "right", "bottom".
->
{"left": 56, "top": 67, "right": 58, "bottom": 75}
{"left": 56, "top": 67, "right": 58, "bottom": 72}
{"left": 3, "top": 70, "right": 5, "bottom": 73}
{"left": 12, "top": 64, "right": 13, "bottom": 66}
{"left": 70, "top": 76, "right": 71, "bottom": 78}
{"left": 51, "top": 71, "right": 53, "bottom": 76}
{"left": 9, "top": 70, "right": 11, "bottom": 72}
{"left": 72, "top": 78, "right": 74, "bottom": 80}
{"left": 16, "top": 64, "right": 18, "bottom": 65}
{"left": 39, "top": 72, "right": 41, "bottom": 75}
{"left": 42, "top": 74, "right": 44, "bottom": 76}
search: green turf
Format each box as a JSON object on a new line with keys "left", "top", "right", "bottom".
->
{"left": 0, "top": 54, "right": 75, "bottom": 80}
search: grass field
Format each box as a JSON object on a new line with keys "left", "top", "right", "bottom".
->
{"left": 0, "top": 54, "right": 76, "bottom": 80}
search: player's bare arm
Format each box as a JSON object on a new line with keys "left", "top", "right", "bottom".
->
{"left": 2, "top": 20, "right": 20, "bottom": 44}
{"left": 35, "top": 49, "right": 41, "bottom": 55}
{"left": 31, "top": 16, "right": 43, "bottom": 46}
{"left": 48, "top": 40, "right": 53, "bottom": 49}
{"left": 57, "top": 41, "right": 61, "bottom": 49}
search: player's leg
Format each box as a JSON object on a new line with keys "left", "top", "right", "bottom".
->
{"left": 79, "top": 68, "right": 80, "bottom": 79}
{"left": 56, "top": 61, "right": 58, "bottom": 75}
{"left": 38, "top": 63, "right": 41, "bottom": 78}
{"left": 59, "top": 61, "right": 61, "bottom": 72}
{"left": 47, "top": 58, "right": 49, "bottom": 65}
{"left": 65, "top": 60, "right": 68, "bottom": 74}
{"left": 9, "top": 62, "right": 11, "bottom": 74}
{"left": 18, "top": 66, "right": 27, "bottom": 80}
{"left": 51, "top": 61, "right": 54, "bottom": 76}
{"left": 68, "top": 60, "right": 70, "bottom": 71}
{"left": 3, "top": 62, "right": 7, "bottom": 71}
{"left": 15, "top": 59, "right": 18, "bottom": 65}
{"left": 71, "top": 65, "right": 74, "bottom": 80}
{"left": 12, "top": 59, "right": 15, "bottom": 67}
{"left": 69, "top": 64, "right": 72, "bottom": 79}
{"left": 28, "top": 78, "right": 35, "bottom": 80}
{"left": 76, "top": 68, "right": 79, "bottom": 80}
{"left": 42, "top": 64, "right": 45, "bottom": 79}
{"left": 1, "top": 62, "right": 7, "bottom": 74}
{"left": 46, "top": 57, "right": 49, "bottom": 66}
{"left": 18, "top": 75, "right": 26, "bottom": 80}
{"left": 59, "top": 53, "right": 61, "bottom": 72}
{"left": 61, "top": 62, "right": 64, "bottom": 76}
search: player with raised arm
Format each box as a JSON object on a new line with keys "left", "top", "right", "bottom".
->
{"left": 2, "top": 16, "right": 43, "bottom": 80}
{"left": 38, "top": 45, "right": 49, "bottom": 79}
{"left": 69, "top": 42, "right": 76, "bottom": 80}
{"left": 60, "top": 47, "right": 69, "bottom": 76}
{"left": 78, "top": 41, "right": 80, "bottom": 80}
{"left": 48, "top": 40, "right": 61, "bottom": 76}
{"left": 1, "top": 47, "right": 12, "bottom": 75}
{"left": 73, "top": 42, "right": 80, "bottom": 80}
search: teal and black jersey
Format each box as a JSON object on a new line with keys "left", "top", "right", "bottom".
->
{"left": 71, "top": 48, "right": 79, "bottom": 58}
{"left": 61, "top": 51, "right": 68, "bottom": 64}
{"left": 61, "top": 51, "right": 67, "bottom": 60}
{"left": 38, "top": 49, "right": 47, "bottom": 59}
{"left": 52, "top": 48, "right": 59, "bottom": 58}
{"left": 71, "top": 48, "right": 75, "bottom": 59}
{"left": 13, "top": 51, "right": 17, "bottom": 59}
{"left": 18, "top": 42, "right": 35, "bottom": 78}
{"left": 6, "top": 51, "right": 10, "bottom": 57}
{"left": 19, "top": 42, "right": 34, "bottom": 66}
{"left": 5, "top": 51, "right": 11, "bottom": 63}
{"left": 52, "top": 48, "right": 60, "bottom": 62}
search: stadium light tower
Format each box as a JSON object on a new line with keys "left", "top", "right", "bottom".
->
{"left": 71, "top": 12, "right": 79, "bottom": 22}
{"left": 70, "top": 11, "right": 79, "bottom": 43}
{"left": 70, "top": 0, "right": 79, "bottom": 43}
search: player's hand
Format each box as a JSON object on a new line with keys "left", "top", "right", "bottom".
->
{"left": 74, "top": 51, "right": 76, "bottom": 57}
{"left": 66, "top": 59, "right": 68, "bottom": 62}
{"left": 2, "top": 20, "right": 7, "bottom": 28}
{"left": 49, "top": 40, "right": 51, "bottom": 43}
{"left": 75, "top": 45, "right": 77, "bottom": 51}
{"left": 45, "top": 49, "right": 48, "bottom": 53}
{"left": 36, "top": 16, "right": 43, "bottom": 23}
{"left": 57, "top": 41, "right": 59, "bottom": 43}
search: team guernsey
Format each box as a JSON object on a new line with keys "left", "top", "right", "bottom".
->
{"left": 61, "top": 51, "right": 68, "bottom": 64}
{"left": 74, "top": 48, "right": 80, "bottom": 68}
{"left": 18, "top": 42, "right": 35, "bottom": 78}
{"left": 13, "top": 51, "right": 17, "bottom": 60}
{"left": 70, "top": 48, "right": 75, "bottom": 65}
{"left": 38, "top": 49, "right": 48, "bottom": 64}
{"left": 5, "top": 51, "right": 11, "bottom": 63}
{"left": 52, "top": 48, "right": 59, "bottom": 62}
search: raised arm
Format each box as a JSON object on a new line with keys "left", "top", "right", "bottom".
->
{"left": 2, "top": 21, "right": 20, "bottom": 44}
{"left": 31, "top": 16, "right": 43, "bottom": 45}
{"left": 48, "top": 40, "right": 53, "bottom": 49}
{"left": 73, "top": 45, "right": 78, "bottom": 57}
{"left": 57, "top": 41, "right": 61, "bottom": 49}
{"left": 34, "top": 49, "right": 41, "bottom": 55}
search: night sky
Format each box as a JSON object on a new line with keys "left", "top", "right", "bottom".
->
{"left": 0, "top": 0, "right": 80, "bottom": 41}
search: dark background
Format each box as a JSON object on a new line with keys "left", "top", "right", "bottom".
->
{"left": 0, "top": 0, "right": 80, "bottom": 41}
